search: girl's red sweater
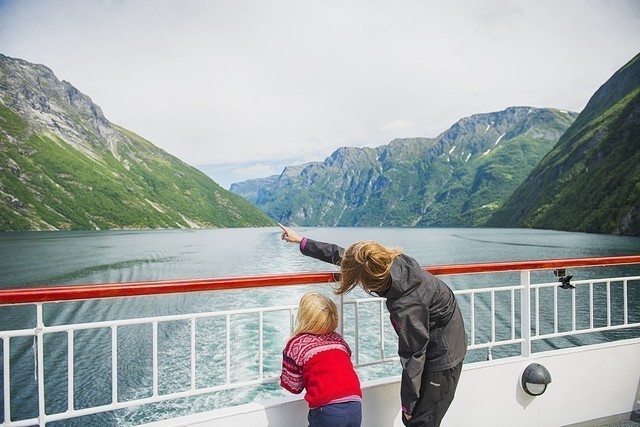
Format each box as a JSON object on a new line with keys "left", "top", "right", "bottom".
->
{"left": 280, "top": 331, "right": 362, "bottom": 408}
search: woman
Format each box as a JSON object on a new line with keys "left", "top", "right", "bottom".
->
{"left": 278, "top": 223, "right": 467, "bottom": 427}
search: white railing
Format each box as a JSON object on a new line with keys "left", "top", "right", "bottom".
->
{"left": 3, "top": 305, "right": 298, "bottom": 426}
{"left": 1, "top": 257, "right": 639, "bottom": 426}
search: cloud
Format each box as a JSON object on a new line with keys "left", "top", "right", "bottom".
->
{"left": 1, "top": 0, "right": 639, "bottom": 187}
{"left": 380, "top": 119, "right": 418, "bottom": 134}
{"left": 196, "top": 157, "right": 306, "bottom": 189}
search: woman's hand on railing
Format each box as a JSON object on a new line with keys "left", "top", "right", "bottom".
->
{"left": 278, "top": 223, "right": 302, "bottom": 244}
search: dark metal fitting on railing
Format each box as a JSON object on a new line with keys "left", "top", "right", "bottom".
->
{"left": 554, "top": 269, "right": 575, "bottom": 289}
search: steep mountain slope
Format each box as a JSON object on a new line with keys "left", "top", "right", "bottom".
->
{"left": 231, "top": 107, "right": 577, "bottom": 226}
{"left": 488, "top": 53, "right": 640, "bottom": 236}
{"left": 0, "top": 54, "right": 274, "bottom": 230}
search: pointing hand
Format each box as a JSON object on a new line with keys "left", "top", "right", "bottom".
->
{"left": 278, "top": 223, "right": 302, "bottom": 244}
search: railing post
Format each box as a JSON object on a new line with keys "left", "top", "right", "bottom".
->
{"left": 258, "top": 311, "right": 264, "bottom": 380}
{"left": 3, "top": 336, "right": 11, "bottom": 423}
{"left": 36, "top": 303, "right": 46, "bottom": 426}
{"left": 337, "top": 294, "right": 344, "bottom": 336}
{"left": 111, "top": 326, "right": 118, "bottom": 404}
{"left": 520, "top": 270, "right": 531, "bottom": 357}
{"left": 152, "top": 321, "right": 159, "bottom": 396}
{"left": 190, "top": 318, "right": 196, "bottom": 390}
{"left": 67, "top": 330, "right": 74, "bottom": 412}
{"left": 379, "top": 299, "right": 385, "bottom": 361}
{"left": 354, "top": 301, "right": 360, "bottom": 365}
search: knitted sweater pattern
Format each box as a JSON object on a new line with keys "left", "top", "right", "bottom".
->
{"left": 281, "top": 332, "right": 361, "bottom": 408}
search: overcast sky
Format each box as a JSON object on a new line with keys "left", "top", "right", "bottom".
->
{"left": 1, "top": 0, "right": 639, "bottom": 188}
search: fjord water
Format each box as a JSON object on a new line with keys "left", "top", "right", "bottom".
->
{"left": 1, "top": 227, "right": 640, "bottom": 426}
{"left": 3, "top": 227, "right": 640, "bottom": 288}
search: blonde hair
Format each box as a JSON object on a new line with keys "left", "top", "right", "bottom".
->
{"left": 293, "top": 292, "right": 339, "bottom": 336}
{"left": 336, "top": 241, "right": 403, "bottom": 295}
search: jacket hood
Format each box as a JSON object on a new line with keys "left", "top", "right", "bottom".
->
{"left": 380, "top": 254, "right": 424, "bottom": 299}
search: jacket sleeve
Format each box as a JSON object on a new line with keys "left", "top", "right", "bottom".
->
{"left": 299, "top": 238, "right": 344, "bottom": 266}
{"left": 392, "top": 302, "right": 431, "bottom": 415}
{"left": 280, "top": 349, "right": 304, "bottom": 394}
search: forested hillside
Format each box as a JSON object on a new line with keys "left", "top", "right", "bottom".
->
{"left": 488, "top": 53, "right": 640, "bottom": 236}
{"left": 0, "top": 54, "right": 274, "bottom": 230}
{"left": 232, "top": 107, "right": 577, "bottom": 227}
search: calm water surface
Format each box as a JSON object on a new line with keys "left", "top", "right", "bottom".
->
{"left": 3, "top": 227, "right": 640, "bottom": 288}
{"left": 1, "top": 227, "right": 640, "bottom": 426}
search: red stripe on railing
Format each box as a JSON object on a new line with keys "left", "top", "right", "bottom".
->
{"left": 426, "top": 256, "right": 640, "bottom": 275}
{"left": 1, "top": 255, "right": 640, "bottom": 304}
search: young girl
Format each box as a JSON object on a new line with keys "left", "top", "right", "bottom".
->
{"left": 280, "top": 291, "right": 362, "bottom": 427}
{"left": 279, "top": 223, "right": 467, "bottom": 427}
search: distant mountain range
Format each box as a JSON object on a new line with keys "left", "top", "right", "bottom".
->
{"left": 488, "top": 52, "right": 640, "bottom": 235}
{"left": 231, "top": 107, "right": 578, "bottom": 227}
{"left": 231, "top": 52, "right": 640, "bottom": 236}
{"left": 0, "top": 54, "right": 274, "bottom": 231}
{"left": 3, "top": 51, "right": 638, "bottom": 236}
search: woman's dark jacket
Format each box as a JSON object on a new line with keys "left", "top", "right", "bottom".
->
{"left": 299, "top": 238, "right": 467, "bottom": 415}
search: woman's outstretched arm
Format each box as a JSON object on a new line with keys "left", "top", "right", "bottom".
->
{"left": 278, "top": 223, "right": 344, "bottom": 266}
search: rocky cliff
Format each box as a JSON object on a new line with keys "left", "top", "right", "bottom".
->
{"left": 0, "top": 54, "right": 274, "bottom": 230}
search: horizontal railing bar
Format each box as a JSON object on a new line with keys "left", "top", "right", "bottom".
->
{"left": 468, "top": 338, "right": 525, "bottom": 350}
{"left": 454, "top": 276, "right": 640, "bottom": 295}
{"left": 530, "top": 322, "right": 640, "bottom": 340}
{"left": 0, "top": 327, "right": 39, "bottom": 339}
{"left": 351, "top": 337, "right": 535, "bottom": 355}
{"left": 0, "top": 304, "right": 298, "bottom": 337}
{"left": 531, "top": 276, "right": 640, "bottom": 289}
{"left": 354, "top": 357, "right": 400, "bottom": 368}
{"left": 0, "top": 328, "right": 42, "bottom": 339}
{"left": 343, "top": 297, "right": 386, "bottom": 305}
{"left": 2, "top": 418, "right": 39, "bottom": 427}
{"left": 2, "top": 255, "right": 640, "bottom": 304}
{"left": 455, "top": 284, "right": 523, "bottom": 294}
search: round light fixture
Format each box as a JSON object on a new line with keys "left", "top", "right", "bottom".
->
{"left": 521, "top": 363, "right": 552, "bottom": 396}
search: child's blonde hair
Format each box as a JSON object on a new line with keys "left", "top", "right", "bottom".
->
{"left": 293, "top": 292, "right": 339, "bottom": 336}
{"left": 336, "top": 241, "right": 403, "bottom": 295}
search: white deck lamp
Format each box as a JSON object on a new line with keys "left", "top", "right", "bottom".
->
{"left": 521, "top": 363, "right": 552, "bottom": 396}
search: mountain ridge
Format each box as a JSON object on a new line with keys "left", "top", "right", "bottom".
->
{"left": 0, "top": 54, "right": 275, "bottom": 231}
{"left": 231, "top": 106, "right": 578, "bottom": 227}
{"left": 487, "top": 52, "right": 640, "bottom": 235}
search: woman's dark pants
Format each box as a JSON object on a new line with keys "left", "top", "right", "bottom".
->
{"left": 402, "top": 361, "right": 463, "bottom": 427}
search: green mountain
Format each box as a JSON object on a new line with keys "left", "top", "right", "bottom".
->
{"left": 231, "top": 107, "right": 577, "bottom": 226}
{"left": 488, "top": 53, "right": 640, "bottom": 236}
{"left": 0, "top": 54, "right": 274, "bottom": 230}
